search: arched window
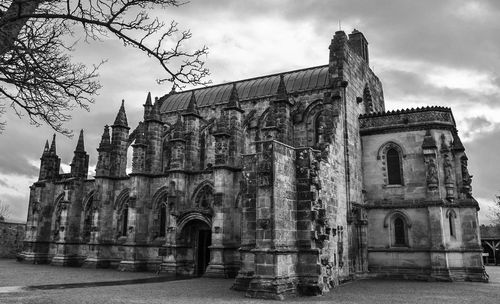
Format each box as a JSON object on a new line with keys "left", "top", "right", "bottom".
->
{"left": 159, "top": 203, "right": 167, "bottom": 237}
{"left": 393, "top": 217, "right": 406, "bottom": 246}
{"left": 387, "top": 148, "right": 402, "bottom": 185}
{"left": 194, "top": 184, "right": 213, "bottom": 209}
{"left": 82, "top": 197, "right": 93, "bottom": 242}
{"left": 449, "top": 215, "right": 455, "bottom": 237}
{"left": 121, "top": 204, "right": 129, "bottom": 237}
{"left": 314, "top": 113, "right": 324, "bottom": 145}
{"left": 447, "top": 209, "right": 457, "bottom": 238}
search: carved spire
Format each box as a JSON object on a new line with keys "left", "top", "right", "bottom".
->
{"left": 277, "top": 74, "right": 287, "bottom": 98}
{"left": 145, "top": 92, "right": 152, "bottom": 107}
{"left": 452, "top": 131, "right": 465, "bottom": 152}
{"left": 71, "top": 130, "right": 89, "bottom": 178}
{"left": 42, "top": 140, "right": 50, "bottom": 156}
{"left": 75, "top": 129, "right": 85, "bottom": 152}
{"left": 99, "top": 125, "right": 111, "bottom": 149}
{"left": 149, "top": 98, "right": 162, "bottom": 122}
{"left": 225, "top": 83, "right": 243, "bottom": 112}
{"left": 113, "top": 100, "right": 128, "bottom": 128}
{"left": 183, "top": 91, "right": 200, "bottom": 117}
{"left": 171, "top": 113, "right": 184, "bottom": 140}
{"left": 422, "top": 130, "right": 437, "bottom": 149}
{"left": 134, "top": 122, "right": 147, "bottom": 146}
{"left": 49, "top": 134, "right": 56, "bottom": 155}
{"left": 214, "top": 109, "right": 230, "bottom": 136}
{"left": 272, "top": 74, "right": 292, "bottom": 105}
{"left": 144, "top": 92, "right": 153, "bottom": 120}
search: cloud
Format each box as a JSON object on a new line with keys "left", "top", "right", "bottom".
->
{"left": 465, "top": 124, "right": 500, "bottom": 204}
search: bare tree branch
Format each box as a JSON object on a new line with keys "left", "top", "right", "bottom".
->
{"left": 0, "top": 200, "right": 11, "bottom": 221}
{"left": 0, "top": 0, "right": 209, "bottom": 135}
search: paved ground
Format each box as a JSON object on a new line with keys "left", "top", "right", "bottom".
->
{"left": 0, "top": 259, "right": 499, "bottom": 303}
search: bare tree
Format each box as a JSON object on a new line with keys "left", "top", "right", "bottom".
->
{"left": 0, "top": 200, "right": 11, "bottom": 221}
{"left": 489, "top": 194, "right": 500, "bottom": 226}
{"left": 0, "top": 0, "right": 209, "bottom": 135}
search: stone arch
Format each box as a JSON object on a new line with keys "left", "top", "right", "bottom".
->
{"left": 151, "top": 186, "right": 171, "bottom": 210}
{"left": 114, "top": 189, "right": 131, "bottom": 238}
{"left": 114, "top": 188, "right": 130, "bottom": 210}
{"left": 51, "top": 193, "right": 66, "bottom": 241}
{"left": 151, "top": 186, "right": 173, "bottom": 239}
{"left": 82, "top": 190, "right": 96, "bottom": 210}
{"left": 257, "top": 107, "right": 271, "bottom": 128}
{"left": 303, "top": 99, "right": 324, "bottom": 121}
{"left": 303, "top": 100, "right": 324, "bottom": 147}
{"left": 446, "top": 209, "right": 457, "bottom": 218}
{"left": 81, "top": 190, "right": 96, "bottom": 243}
{"left": 383, "top": 210, "right": 412, "bottom": 229}
{"left": 377, "top": 141, "right": 406, "bottom": 160}
{"left": 176, "top": 213, "right": 213, "bottom": 276}
{"left": 254, "top": 108, "right": 271, "bottom": 142}
{"left": 377, "top": 141, "right": 405, "bottom": 185}
{"left": 176, "top": 212, "right": 212, "bottom": 234}
{"left": 384, "top": 210, "right": 411, "bottom": 247}
{"left": 191, "top": 181, "right": 214, "bottom": 208}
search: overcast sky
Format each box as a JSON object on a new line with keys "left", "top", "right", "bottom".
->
{"left": 1, "top": 0, "right": 499, "bottom": 224}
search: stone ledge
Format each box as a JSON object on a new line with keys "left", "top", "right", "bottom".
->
{"left": 365, "top": 198, "right": 479, "bottom": 209}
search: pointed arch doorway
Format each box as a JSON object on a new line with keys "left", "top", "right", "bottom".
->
{"left": 178, "top": 217, "right": 212, "bottom": 277}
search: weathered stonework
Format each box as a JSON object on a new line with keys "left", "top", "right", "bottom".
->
{"left": 0, "top": 220, "right": 25, "bottom": 258}
{"left": 19, "top": 29, "right": 487, "bottom": 300}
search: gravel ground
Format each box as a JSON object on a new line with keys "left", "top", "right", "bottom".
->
{"left": 1, "top": 259, "right": 499, "bottom": 304}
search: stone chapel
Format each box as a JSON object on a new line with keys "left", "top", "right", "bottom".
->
{"left": 19, "top": 30, "right": 487, "bottom": 300}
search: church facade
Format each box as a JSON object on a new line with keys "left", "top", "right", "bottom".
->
{"left": 19, "top": 30, "right": 487, "bottom": 299}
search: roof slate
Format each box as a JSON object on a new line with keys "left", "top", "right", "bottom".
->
{"left": 159, "top": 65, "right": 330, "bottom": 113}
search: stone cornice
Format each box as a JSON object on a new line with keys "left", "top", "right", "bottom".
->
{"left": 359, "top": 107, "right": 456, "bottom": 135}
{"left": 364, "top": 198, "right": 479, "bottom": 209}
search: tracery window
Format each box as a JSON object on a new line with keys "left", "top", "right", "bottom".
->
{"left": 387, "top": 148, "right": 402, "bottom": 185}
{"left": 195, "top": 185, "right": 213, "bottom": 209}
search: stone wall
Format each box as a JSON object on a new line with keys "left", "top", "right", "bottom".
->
{"left": 0, "top": 221, "right": 25, "bottom": 258}
{"left": 361, "top": 109, "right": 485, "bottom": 282}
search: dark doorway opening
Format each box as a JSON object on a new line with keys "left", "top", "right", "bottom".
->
{"left": 197, "top": 229, "right": 211, "bottom": 276}
{"left": 179, "top": 219, "right": 212, "bottom": 277}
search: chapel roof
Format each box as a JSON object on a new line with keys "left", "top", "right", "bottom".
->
{"left": 159, "top": 65, "right": 330, "bottom": 113}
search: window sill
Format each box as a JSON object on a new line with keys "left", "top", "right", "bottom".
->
{"left": 384, "top": 184, "right": 403, "bottom": 188}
